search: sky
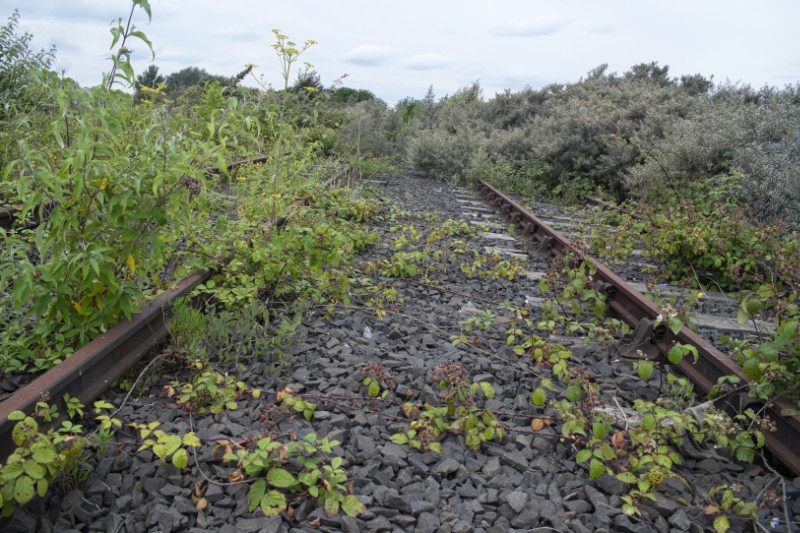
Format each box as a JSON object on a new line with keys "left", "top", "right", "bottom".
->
{"left": 8, "top": 0, "right": 800, "bottom": 106}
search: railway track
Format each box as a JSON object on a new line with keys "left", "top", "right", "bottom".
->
{"left": 0, "top": 160, "right": 344, "bottom": 458}
{"left": 0, "top": 172, "right": 797, "bottom": 533}
{"left": 475, "top": 180, "right": 800, "bottom": 476}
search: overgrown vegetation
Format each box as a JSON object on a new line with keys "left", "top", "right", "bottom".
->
{"left": 342, "top": 64, "right": 799, "bottom": 230}
{"left": 1, "top": 2, "right": 798, "bottom": 530}
{"left": 0, "top": 0, "right": 383, "bottom": 521}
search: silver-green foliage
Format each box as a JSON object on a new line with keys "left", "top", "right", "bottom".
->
{"left": 395, "top": 66, "right": 799, "bottom": 228}
{"left": 0, "top": 10, "right": 56, "bottom": 108}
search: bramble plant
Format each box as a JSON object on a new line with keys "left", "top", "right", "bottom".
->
{"left": 361, "top": 362, "right": 396, "bottom": 399}
{"left": 0, "top": 398, "right": 120, "bottom": 516}
{"left": 703, "top": 484, "right": 759, "bottom": 533}
{"left": 221, "top": 431, "right": 364, "bottom": 518}
{"left": 130, "top": 421, "right": 201, "bottom": 469}
{"left": 536, "top": 260, "right": 630, "bottom": 345}
{"left": 724, "top": 284, "right": 800, "bottom": 410}
{"left": 0, "top": 406, "right": 82, "bottom": 515}
{"left": 165, "top": 367, "right": 258, "bottom": 415}
{"left": 392, "top": 362, "right": 503, "bottom": 452}
{"left": 277, "top": 387, "right": 317, "bottom": 421}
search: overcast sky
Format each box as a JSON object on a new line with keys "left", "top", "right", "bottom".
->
{"left": 9, "top": 0, "right": 800, "bottom": 105}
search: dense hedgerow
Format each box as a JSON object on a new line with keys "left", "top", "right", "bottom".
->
{"left": 332, "top": 62, "right": 799, "bottom": 229}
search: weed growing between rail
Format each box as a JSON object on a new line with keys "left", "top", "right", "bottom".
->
{"left": 0, "top": 0, "right": 394, "bottom": 376}
{"left": 1, "top": 2, "right": 797, "bottom": 529}
{"left": 0, "top": 0, "right": 394, "bottom": 521}
{"left": 0, "top": 0, "right": 257, "bottom": 373}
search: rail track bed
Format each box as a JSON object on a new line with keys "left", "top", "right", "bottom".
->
{"left": 2, "top": 173, "right": 799, "bottom": 533}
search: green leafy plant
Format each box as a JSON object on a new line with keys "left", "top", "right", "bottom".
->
{"left": 222, "top": 431, "right": 364, "bottom": 518}
{"left": 0, "top": 46, "right": 249, "bottom": 375}
{"left": 106, "top": 0, "right": 154, "bottom": 91}
{"left": 130, "top": 421, "right": 201, "bottom": 469}
{"left": 725, "top": 284, "right": 800, "bottom": 409}
{"left": 0, "top": 10, "right": 56, "bottom": 111}
{"left": 278, "top": 387, "right": 317, "bottom": 421}
{"left": 536, "top": 260, "right": 629, "bottom": 344}
{"left": 392, "top": 363, "right": 503, "bottom": 452}
{"left": 166, "top": 367, "right": 257, "bottom": 415}
{"left": 702, "top": 484, "right": 759, "bottom": 533}
{"left": 0, "top": 409, "right": 80, "bottom": 515}
{"left": 361, "top": 362, "right": 396, "bottom": 399}
{"left": 0, "top": 397, "right": 113, "bottom": 516}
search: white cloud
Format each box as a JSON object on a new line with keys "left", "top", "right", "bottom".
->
{"left": 344, "top": 45, "right": 396, "bottom": 66}
{"left": 209, "top": 25, "right": 262, "bottom": 44}
{"left": 492, "top": 15, "right": 567, "bottom": 37}
{"left": 405, "top": 53, "right": 452, "bottom": 71}
{"left": 11, "top": 0, "right": 800, "bottom": 106}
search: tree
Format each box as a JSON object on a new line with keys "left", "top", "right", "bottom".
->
{"left": 679, "top": 73, "right": 714, "bottom": 96}
{"left": 293, "top": 69, "right": 323, "bottom": 94}
{"left": 164, "top": 66, "right": 226, "bottom": 97}
{"left": 625, "top": 62, "right": 672, "bottom": 87}
{"left": 0, "top": 10, "right": 56, "bottom": 106}
{"left": 135, "top": 64, "right": 164, "bottom": 89}
{"left": 330, "top": 87, "right": 375, "bottom": 105}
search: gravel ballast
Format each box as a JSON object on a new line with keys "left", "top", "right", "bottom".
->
{"left": 4, "top": 172, "right": 798, "bottom": 533}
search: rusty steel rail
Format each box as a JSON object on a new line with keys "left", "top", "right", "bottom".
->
{"left": 0, "top": 205, "right": 16, "bottom": 230}
{"left": 0, "top": 165, "right": 347, "bottom": 461}
{"left": 0, "top": 200, "right": 62, "bottom": 231}
{"left": 0, "top": 271, "right": 209, "bottom": 459}
{"left": 478, "top": 179, "right": 800, "bottom": 475}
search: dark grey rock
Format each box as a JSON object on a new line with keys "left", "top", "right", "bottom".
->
{"left": 564, "top": 499, "right": 592, "bottom": 514}
{"left": 595, "top": 473, "right": 627, "bottom": 495}
{"left": 381, "top": 489, "right": 412, "bottom": 514}
{"left": 645, "top": 492, "right": 680, "bottom": 518}
{"left": 500, "top": 449, "right": 528, "bottom": 472}
{"left": 112, "top": 452, "right": 133, "bottom": 472}
{"left": 114, "top": 493, "right": 133, "bottom": 514}
{"left": 668, "top": 509, "right": 692, "bottom": 531}
{"left": 3, "top": 508, "right": 38, "bottom": 533}
{"left": 357, "top": 435, "right": 377, "bottom": 456}
{"left": 613, "top": 513, "right": 639, "bottom": 533}
{"left": 539, "top": 500, "right": 557, "bottom": 519}
{"left": 390, "top": 514, "right": 416, "bottom": 527}
{"left": 369, "top": 466, "right": 394, "bottom": 486}
{"left": 695, "top": 458, "right": 723, "bottom": 474}
{"left": 416, "top": 512, "right": 440, "bottom": 533}
{"left": 174, "top": 495, "right": 197, "bottom": 515}
{"left": 341, "top": 514, "right": 362, "bottom": 533}
{"left": 380, "top": 442, "right": 407, "bottom": 459}
{"left": 510, "top": 501, "right": 540, "bottom": 528}
{"left": 482, "top": 457, "right": 502, "bottom": 478}
{"left": 433, "top": 458, "right": 461, "bottom": 476}
{"left": 140, "top": 476, "right": 165, "bottom": 497}
{"left": 395, "top": 468, "right": 414, "bottom": 487}
{"left": 458, "top": 480, "right": 479, "bottom": 499}
{"left": 531, "top": 436, "right": 553, "bottom": 453}
{"left": 235, "top": 516, "right": 282, "bottom": 533}
{"left": 410, "top": 499, "right": 435, "bottom": 515}
{"left": 159, "top": 482, "right": 184, "bottom": 498}
{"left": 365, "top": 515, "right": 392, "bottom": 531}
{"left": 204, "top": 482, "right": 226, "bottom": 504}
{"left": 505, "top": 491, "right": 527, "bottom": 513}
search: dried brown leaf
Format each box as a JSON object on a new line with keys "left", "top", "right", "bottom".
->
{"left": 611, "top": 431, "right": 626, "bottom": 449}
{"left": 195, "top": 497, "right": 207, "bottom": 512}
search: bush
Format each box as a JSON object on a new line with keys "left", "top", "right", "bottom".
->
{"left": 0, "top": 10, "right": 56, "bottom": 109}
